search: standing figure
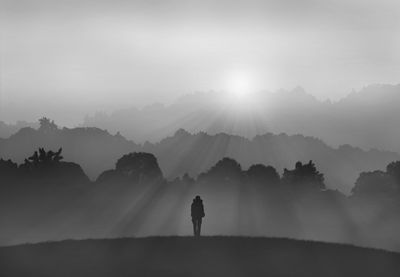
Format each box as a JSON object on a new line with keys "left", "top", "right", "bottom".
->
{"left": 191, "top": 195, "right": 205, "bottom": 237}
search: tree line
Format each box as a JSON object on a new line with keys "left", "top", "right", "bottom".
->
{"left": 1, "top": 146, "right": 400, "bottom": 202}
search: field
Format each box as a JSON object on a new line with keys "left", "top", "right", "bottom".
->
{"left": 1, "top": 236, "right": 399, "bottom": 277}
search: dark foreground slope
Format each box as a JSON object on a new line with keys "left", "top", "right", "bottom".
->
{"left": 1, "top": 237, "right": 399, "bottom": 277}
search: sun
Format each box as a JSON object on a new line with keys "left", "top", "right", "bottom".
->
{"left": 224, "top": 70, "right": 256, "bottom": 99}
{"left": 219, "top": 68, "right": 266, "bottom": 117}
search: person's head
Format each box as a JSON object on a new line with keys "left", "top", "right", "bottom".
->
{"left": 194, "top": 195, "right": 201, "bottom": 201}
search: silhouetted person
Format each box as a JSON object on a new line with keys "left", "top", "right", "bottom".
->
{"left": 191, "top": 195, "right": 205, "bottom": 237}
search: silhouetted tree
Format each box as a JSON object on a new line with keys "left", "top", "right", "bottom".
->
{"left": 386, "top": 161, "right": 400, "bottom": 184}
{"left": 198, "top": 157, "right": 243, "bottom": 183}
{"left": 97, "top": 152, "right": 163, "bottom": 184}
{"left": 116, "top": 152, "right": 162, "bottom": 180}
{"left": 245, "top": 164, "right": 280, "bottom": 186}
{"left": 352, "top": 170, "right": 396, "bottom": 197}
{"left": 17, "top": 148, "right": 88, "bottom": 185}
{"left": 282, "top": 160, "right": 325, "bottom": 191}
{"left": 351, "top": 161, "right": 400, "bottom": 199}
{"left": 38, "top": 117, "right": 58, "bottom": 133}
{"left": 0, "top": 159, "right": 18, "bottom": 170}
{"left": 25, "top": 147, "right": 63, "bottom": 166}
{"left": 0, "top": 159, "right": 19, "bottom": 183}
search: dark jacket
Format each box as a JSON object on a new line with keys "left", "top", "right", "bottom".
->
{"left": 191, "top": 199, "right": 205, "bottom": 219}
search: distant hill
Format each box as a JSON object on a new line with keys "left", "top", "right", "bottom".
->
{"left": 83, "top": 84, "right": 400, "bottom": 153}
{"left": 1, "top": 237, "right": 399, "bottom": 277}
{"left": 4, "top": 85, "right": 400, "bottom": 153}
{"left": 142, "top": 130, "right": 399, "bottom": 193}
{"left": 0, "top": 120, "right": 38, "bottom": 138}
{"left": 0, "top": 123, "right": 398, "bottom": 193}
{"left": 0, "top": 125, "right": 138, "bottom": 179}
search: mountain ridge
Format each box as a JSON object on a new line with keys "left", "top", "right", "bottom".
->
{"left": 1, "top": 123, "right": 398, "bottom": 193}
{"left": 80, "top": 84, "right": 400, "bottom": 153}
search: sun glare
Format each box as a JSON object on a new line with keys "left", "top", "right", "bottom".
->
{"left": 219, "top": 69, "right": 266, "bottom": 117}
{"left": 224, "top": 70, "right": 256, "bottom": 99}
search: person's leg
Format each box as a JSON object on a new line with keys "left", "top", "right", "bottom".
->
{"left": 192, "top": 219, "right": 196, "bottom": 236}
{"left": 195, "top": 219, "right": 200, "bottom": 237}
{"left": 198, "top": 218, "right": 202, "bottom": 236}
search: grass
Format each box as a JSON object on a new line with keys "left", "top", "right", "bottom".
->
{"left": 0, "top": 236, "right": 399, "bottom": 277}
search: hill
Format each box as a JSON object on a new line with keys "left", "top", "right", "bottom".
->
{"left": 1, "top": 121, "right": 398, "bottom": 193}
{"left": 0, "top": 125, "right": 137, "bottom": 179}
{"left": 0, "top": 121, "right": 38, "bottom": 139}
{"left": 0, "top": 237, "right": 399, "bottom": 277}
{"left": 142, "top": 130, "right": 398, "bottom": 193}
{"left": 83, "top": 84, "right": 400, "bottom": 153}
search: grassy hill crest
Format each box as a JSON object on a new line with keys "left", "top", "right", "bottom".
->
{"left": 1, "top": 236, "right": 399, "bottom": 277}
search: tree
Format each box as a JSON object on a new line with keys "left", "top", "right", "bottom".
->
{"left": 282, "top": 160, "right": 325, "bottom": 191}
{"left": 38, "top": 117, "right": 58, "bottom": 133}
{"left": 351, "top": 161, "right": 400, "bottom": 198}
{"left": 115, "top": 152, "right": 163, "bottom": 183}
{"left": 246, "top": 164, "right": 280, "bottom": 186}
{"left": 0, "top": 159, "right": 19, "bottom": 181}
{"left": 25, "top": 147, "right": 63, "bottom": 166}
{"left": 18, "top": 148, "right": 89, "bottom": 185}
{"left": 198, "top": 157, "right": 242, "bottom": 183}
{"left": 352, "top": 170, "right": 396, "bottom": 197}
{"left": 386, "top": 161, "right": 400, "bottom": 184}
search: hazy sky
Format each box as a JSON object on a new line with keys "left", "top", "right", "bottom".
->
{"left": 1, "top": 0, "right": 400, "bottom": 125}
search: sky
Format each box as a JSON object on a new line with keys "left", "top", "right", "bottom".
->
{"left": 1, "top": 0, "right": 400, "bottom": 126}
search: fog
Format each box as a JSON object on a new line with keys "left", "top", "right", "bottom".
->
{"left": 2, "top": 0, "right": 400, "bottom": 257}
{"left": 79, "top": 85, "right": 400, "bottom": 153}
{"left": 2, "top": 150, "right": 400, "bottom": 252}
{"left": 1, "top": 0, "right": 400, "bottom": 125}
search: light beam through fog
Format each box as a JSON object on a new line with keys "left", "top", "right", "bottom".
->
{"left": 1, "top": 1, "right": 400, "bottom": 276}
